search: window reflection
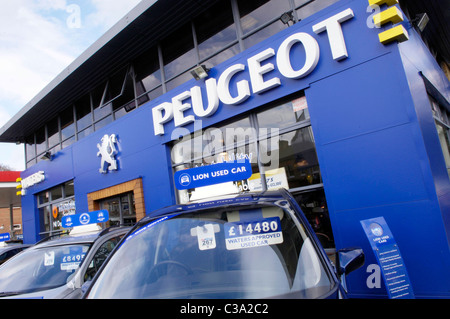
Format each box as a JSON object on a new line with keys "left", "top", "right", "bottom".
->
{"left": 238, "top": 0, "right": 290, "bottom": 34}
{"left": 60, "top": 107, "right": 75, "bottom": 141}
{"left": 94, "top": 103, "right": 112, "bottom": 122}
{"left": 262, "top": 127, "right": 321, "bottom": 189}
{"left": 257, "top": 96, "right": 309, "bottom": 130}
{"left": 162, "top": 22, "right": 196, "bottom": 81}
{"left": 25, "top": 135, "right": 35, "bottom": 162}
{"left": 194, "top": 1, "right": 237, "bottom": 61}
{"left": 35, "top": 126, "right": 46, "bottom": 156}
{"left": 243, "top": 20, "right": 285, "bottom": 49}
{"left": 47, "top": 117, "right": 59, "bottom": 149}
{"left": 104, "top": 69, "right": 127, "bottom": 104}
{"left": 75, "top": 94, "right": 92, "bottom": 132}
{"left": 295, "top": 0, "right": 340, "bottom": 20}
{"left": 203, "top": 44, "right": 240, "bottom": 68}
{"left": 166, "top": 72, "right": 192, "bottom": 92}
{"left": 112, "top": 72, "right": 135, "bottom": 112}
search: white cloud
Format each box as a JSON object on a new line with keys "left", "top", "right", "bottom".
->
{"left": 0, "top": 0, "right": 141, "bottom": 171}
{"left": 0, "top": 1, "right": 76, "bottom": 105}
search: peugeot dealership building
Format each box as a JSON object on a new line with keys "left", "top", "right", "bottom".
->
{"left": 0, "top": 0, "right": 449, "bottom": 298}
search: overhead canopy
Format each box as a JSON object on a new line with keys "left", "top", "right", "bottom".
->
{"left": 0, "top": 172, "right": 21, "bottom": 208}
{"left": 399, "top": 0, "right": 450, "bottom": 65}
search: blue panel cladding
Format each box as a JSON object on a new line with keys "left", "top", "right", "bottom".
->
{"left": 307, "top": 52, "right": 450, "bottom": 298}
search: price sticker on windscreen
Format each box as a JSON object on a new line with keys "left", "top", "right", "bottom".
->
{"left": 196, "top": 224, "right": 217, "bottom": 251}
{"left": 224, "top": 217, "right": 283, "bottom": 250}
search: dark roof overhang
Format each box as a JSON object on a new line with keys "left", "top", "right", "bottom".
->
{"left": 0, "top": 0, "right": 219, "bottom": 143}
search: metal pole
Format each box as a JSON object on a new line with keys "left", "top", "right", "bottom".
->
{"left": 9, "top": 203, "right": 14, "bottom": 240}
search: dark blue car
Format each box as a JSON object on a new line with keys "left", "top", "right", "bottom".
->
{"left": 84, "top": 189, "right": 364, "bottom": 299}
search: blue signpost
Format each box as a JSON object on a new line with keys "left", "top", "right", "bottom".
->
{"left": 62, "top": 210, "right": 109, "bottom": 228}
{"left": 0, "top": 233, "right": 10, "bottom": 242}
{"left": 361, "top": 217, "right": 415, "bottom": 299}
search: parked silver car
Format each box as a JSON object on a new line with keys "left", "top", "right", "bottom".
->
{"left": 84, "top": 190, "right": 364, "bottom": 299}
{"left": 0, "top": 225, "right": 129, "bottom": 299}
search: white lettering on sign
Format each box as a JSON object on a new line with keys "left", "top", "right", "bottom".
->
{"left": 152, "top": 8, "right": 354, "bottom": 135}
{"left": 21, "top": 171, "right": 45, "bottom": 189}
{"left": 217, "top": 63, "right": 251, "bottom": 105}
{"left": 276, "top": 32, "right": 320, "bottom": 79}
{"left": 248, "top": 48, "right": 281, "bottom": 94}
{"left": 312, "top": 8, "right": 355, "bottom": 61}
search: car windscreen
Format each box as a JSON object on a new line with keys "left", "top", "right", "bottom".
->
{"left": 0, "top": 244, "right": 90, "bottom": 296}
{"left": 87, "top": 203, "right": 333, "bottom": 299}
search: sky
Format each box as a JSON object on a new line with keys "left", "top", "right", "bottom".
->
{"left": 0, "top": 0, "right": 142, "bottom": 171}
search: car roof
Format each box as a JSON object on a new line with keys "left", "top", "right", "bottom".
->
{"left": 31, "top": 226, "right": 131, "bottom": 249}
{"left": 144, "top": 189, "right": 290, "bottom": 223}
{"left": 0, "top": 244, "right": 31, "bottom": 251}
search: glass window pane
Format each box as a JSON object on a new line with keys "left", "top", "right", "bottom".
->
{"left": 238, "top": 0, "right": 290, "bottom": 34}
{"left": 25, "top": 135, "right": 35, "bottom": 162}
{"left": 135, "top": 47, "right": 161, "bottom": 97}
{"left": 39, "top": 206, "right": 51, "bottom": 233}
{"left": 212, "top": 117, "right": 254, "bottom": 150}
{"left": 114, "top": 108, "right": 127, "bottom": 120}
{"left": 209, "top": 142, "right": 257, "bottom": 164}
{"left": 38, "top": 191, "right": 50, "bottom": 205}
{"left": 35, "top": 126, "right": 46, "bottom": 155}
{"left": 243, "top": 20, "right": 285, "bottom": 49}
{"left": 95, "top": 115, "right": 113, "bottom": 131}
{"left": 50, "top": 186, "right": 62, "bottom": 201}
{"left": 292, "top": 188, "right": 334, "bottom": 248}
{"left": 64, "top": 181, "right": 75, "bottom": 197}
{"left": 261, "top": 127, "right": 321, "bottom": 189}
{"left": 92, "top": 83, "right": 106, "bottom": 110}
{"left": 94, "top": 102, "right": 112, "bottom": 122}
{"left": 436, "top": 122, "right": 450, "bottom": 179}
{"left": 111, "top": 73, "right": 135, "bottom": 112}
{"left": 62, "top": 136, "right": 75, "bottom": 149}
{"left": 47, "top": 117, "right": 59, "bottom": 148}
{"left": 194, "top": 1, "right": 237, "bottom": 61}
{"left": 137, "top": 85, "right": 163, "bottom": 107}
{"left": 295, "top": 0, "right": 340, "bottom": 20}
{"left": 166, "top": 71, "right": 192, "bottom": 92}
{"left": 104, "top": 68, "right": 127, "bottom": 104}
{"left": 122, "top": 194, "right": 136, "bottom": 226}
{"left": 75, "top": 94, "right": 92, "bottom": 131}
{"left": 77, "top": 126, "right": 94, "bottom": 140}
{"left": 60, "top": 106, "right": 75, "bottom": 140}
{"left": 162, "top": 22, "right": 196, "bottom": 80}
{"left": 101, "top": 197, "right": 121, "bottom": 227}
{"left": 172, "top": 131, "right": 210, "bottom": 165}
{"left": 257, "top": 96, "right": 309, "bottom": 130}
{"left": 203, "top": 44, "right": 240, "bottom": 68}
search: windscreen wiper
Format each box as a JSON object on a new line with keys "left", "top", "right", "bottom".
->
{"left": 0, "top": 291, "right": 21, "bottom": 297}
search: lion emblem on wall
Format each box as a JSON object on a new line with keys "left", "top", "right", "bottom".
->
{"left": 97, "top": 134, "right": 118, "bottom": 173}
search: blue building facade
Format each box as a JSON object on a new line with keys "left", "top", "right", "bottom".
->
{"left": 6, "top": 0, "right": 450, "bottom": 298}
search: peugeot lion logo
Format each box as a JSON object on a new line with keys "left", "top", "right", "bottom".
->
{"left": 97, "top": 134, "right": 118, "bottom": 174}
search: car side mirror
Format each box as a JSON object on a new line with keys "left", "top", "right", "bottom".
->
{"left": 337, "top": 247, "right": 365, "bottom": 276}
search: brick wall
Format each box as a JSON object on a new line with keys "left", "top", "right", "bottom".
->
{"left": 87, "top": 178, "right": 146, "bottom": 222}
{"left": 0, "top": 207, "right": 22, "bottom": 235}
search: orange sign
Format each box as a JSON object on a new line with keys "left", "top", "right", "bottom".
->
{"left": 52, "top": 206, "right": 59, "bottom": 219}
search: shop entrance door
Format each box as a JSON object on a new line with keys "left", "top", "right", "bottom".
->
{"left": 99, "top": 192, "right": 136, "bottom": 226}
